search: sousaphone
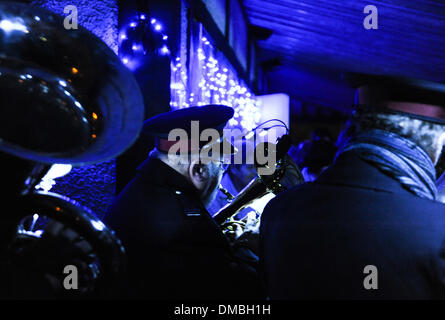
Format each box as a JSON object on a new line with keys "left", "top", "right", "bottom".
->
{"left": 0, "top": 2, "right": 144, "bottom": 297}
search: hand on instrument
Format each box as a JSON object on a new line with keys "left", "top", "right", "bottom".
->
{"left": 233, "top": 212, "right": 260, "bottom": 255}
{"left": 222, "top": 219, "right": 246, "bottom": 242}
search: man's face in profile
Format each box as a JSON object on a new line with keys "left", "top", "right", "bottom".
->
{"left": 200, "top": 161, "right": 225, "bottom": 207}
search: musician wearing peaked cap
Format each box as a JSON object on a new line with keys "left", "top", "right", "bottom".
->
{"left": 105, "top": 105, "right": 264, "bottom": 299}
{"left": 260, "top": 74, "right": 445, "bottom": 299}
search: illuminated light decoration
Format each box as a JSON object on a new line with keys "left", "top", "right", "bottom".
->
{"left": 259, "top": 129, "right": 269, "bottom": 137}
{"left": 170, "top": 25, "right": 261, "bottom": 132}
{"left": 119, "top": 14, "right": 170, "bottom": 71}
{"left": 119, "top": 16, "right": 259, "bottom": 132}
{"left": 170, "top": 82, "right": 185, "bottom": 90}
{"left": 160, "top": 45, "right": 170, "bottom": 56}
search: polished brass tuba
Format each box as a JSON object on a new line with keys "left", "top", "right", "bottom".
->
{"left": 0, "top": 2, "right": 144, "bottom": 296}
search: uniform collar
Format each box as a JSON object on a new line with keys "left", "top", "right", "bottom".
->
{"left": 136, "top": 157, "right": 202, "bottom": 200}
{"left": 316, "top": 151, "right": 414, "bottom": 196}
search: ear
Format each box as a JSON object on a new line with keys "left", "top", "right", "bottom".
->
{"left": 439, "top": 132, "right": 445, "bottom": 146}
{"left": 189, "top": 160, "right": 209, "bottom": 190}
{"left": 434, "top": 132, "right": 445, "bottom": 165}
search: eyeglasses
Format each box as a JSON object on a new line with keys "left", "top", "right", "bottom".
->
{"left": 199, "top": 158, "right": 229, "bottom": 172}
{"left": 215, "top": 160, "right": 229, "bottom": 172}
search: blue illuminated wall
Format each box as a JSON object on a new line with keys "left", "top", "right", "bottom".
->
{"left": 31, "top": 0, "right": 119, "bottom": 219}
{"left": 31, "top": 0, "right": 118, "bottom": 53}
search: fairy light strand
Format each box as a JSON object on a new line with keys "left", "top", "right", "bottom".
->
{"left": 171, "top": 26, "right": 261, "bottom": 131}
{"left": 119, "top": 15, "right": 261, "bottom": 132}
{"left": 119, "top": 13, "right": 170, "bottom": 70}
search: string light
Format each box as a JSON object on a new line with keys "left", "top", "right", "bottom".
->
{"left": 160, "top": 45, "right": 170, "bottom": 55}
{"left": 119, "top": 15, "right": 261, "bottom": 132}
{"left": 170, "top": 27, "right": 261, "bottom": 131}
{"left": 119, "top": 13, "right": 171, "bottom": 71}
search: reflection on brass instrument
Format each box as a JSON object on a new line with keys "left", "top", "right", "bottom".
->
{"left": 213, "top": 135, "right": 304, "bottom": 227}
{"left": 218, "top": 185, "right": 236, "bottom": 202}
{"left": 0, "top": 2, "right": 144, "bottom": 296}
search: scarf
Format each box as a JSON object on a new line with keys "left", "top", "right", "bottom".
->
{"left": 338, "top": 129, "right": 437, "bottom": 201}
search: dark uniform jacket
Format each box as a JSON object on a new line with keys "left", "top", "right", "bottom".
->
{"left": 106, "top": 158, "right": 263, "bottom": 299}
{"left": 260, "top": 152, "right": 445, "bottom": 299}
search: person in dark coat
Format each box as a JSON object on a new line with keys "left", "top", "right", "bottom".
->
{"left": 260, "top": 75, "right": 445, "bottom": 299}
{"left": 105, "top": 105, "right": 263, "bottom": 299}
